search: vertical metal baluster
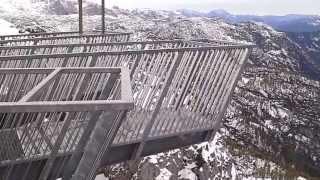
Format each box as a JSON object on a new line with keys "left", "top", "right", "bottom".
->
{"left": 131, "top": 51, "right": 184, "bottom": 159}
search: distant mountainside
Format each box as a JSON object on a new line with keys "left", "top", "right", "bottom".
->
{"left": 179, "top": 9, "right": 320, "bottom": 33}
{"left": 287, "top": 31, "right": 320, "bottom": 77}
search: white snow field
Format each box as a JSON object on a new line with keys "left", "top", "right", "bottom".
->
{"left": 0, "top": 19, "right": 19, "bottom": 35}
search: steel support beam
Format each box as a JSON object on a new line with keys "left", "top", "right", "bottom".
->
{"left": 101, "top": 0, "right": 105, "bottom": 34}
{"left": 78, "top": 0, "right": 83, "bottom": 34}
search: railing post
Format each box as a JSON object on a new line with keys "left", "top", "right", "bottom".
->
{"left": 62, "top": 73, "right": 119, "bottom": 179}
{"left": 101, "top": 0, "right": 105, "bottom": 34}
{"left": 38, "top": 112, "right": 77, "bottom": 180}
{"left": 78, "top": 0, "right": 83, "bottom": 34}
{"left": 131, "top": 51, "right": 184, "bottom": 160}
{"left": 71, "top": 111, "right": 127, "bottom": 180}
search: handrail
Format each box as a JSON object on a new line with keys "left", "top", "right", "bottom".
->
{"left": 0, "top": 44, "right": 255, "bottom": 61}
{"left": 0, "top": 33, "right": 132, "bottom": 44}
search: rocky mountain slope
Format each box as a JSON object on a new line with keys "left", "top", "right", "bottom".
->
{"left": 179, "top": 9, "right": 320, "bottom": 33}
{"left": 287, "top": 31, "right": 320, "bottom": 79}
{"left": 0, "top": 2, "right": 320, "bottom": 179}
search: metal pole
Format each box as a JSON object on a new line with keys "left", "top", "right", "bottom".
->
{"left": 101, "top": 0, "right": 105, "bottom": 34}
{"left": 78, "top": 0, "right": 83, "bottom": 34}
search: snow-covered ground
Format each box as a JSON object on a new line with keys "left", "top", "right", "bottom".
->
{"left": 0, "top": 18, "right": 19, "bottom": 35}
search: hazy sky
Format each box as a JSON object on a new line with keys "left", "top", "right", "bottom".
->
{"left": 89, "top": 0, "right": 320, "bottom": 15}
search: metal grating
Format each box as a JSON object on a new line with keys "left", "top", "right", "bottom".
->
{"left": 0, "top": 44, "right": 254, "bottom": 144}
{"left": 0, "top": 67, "right": 134, "bottom": 180}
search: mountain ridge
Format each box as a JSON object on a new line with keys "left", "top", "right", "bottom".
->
{"left": 178, "top": 9, "right": 320, "bottom": 33}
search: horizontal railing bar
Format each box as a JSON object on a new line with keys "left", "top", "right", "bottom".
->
{"left": 0, "top": 68, "right": 54, "bottom": 74}
{"left": 0, "top": 67, "right": 122, "bottom": 74}
{"left": 0, "top": 39, "right": 253, "bottom": 50}
{"left": 0, "top": 152, "right": 75, "bottom": 167}
{"left": 92, "top": 30, "right": 132, "bottom": 34}
{"left": 0, "top": 40, "right": 187, "bottom": 49}
{"left": 193, "top": 38, "right": 250, "bottom": 46}
{"left": 59, "top": 67, "right": 121, "bottom": 74}
{"left": 0, "top": 45, "right": 255, "bottom": 61}
{"left": 0, "top": 31, "right": 79, "bottom": 37}
{"left": 0, "top": 100, "right": 133, "bottom": 112}
{"left": 0, "top": 33, "right": 133, "bottom": 43}
{"left": 0, "top": 31, "right": 130, "bottom": 38}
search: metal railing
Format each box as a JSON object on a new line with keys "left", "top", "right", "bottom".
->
{"left": 0, "top": 67, "right": 133, "bottom": 180}
{"left": 0, "top": 44, "right": 254, "bottom": 144}
{"left": 0, "top": 31, "right": 128, "bottom": 41}
{"left": 0, "top": 40, "right": 200, "bottom": 56}
{"left": 0, "top": 39, "right": 238, "bottom": 57}
{"left": 0, "top": 33, "right": 132, "bottom": 46}
{"left": 0, "top": 34, "right": 254, "bottom": 179}
{"left": 0, "top": 32, "right": 81, "bottom": 41}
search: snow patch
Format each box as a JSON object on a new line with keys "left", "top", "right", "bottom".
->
{"left": 242, "top": 77, "right": 250, "bottom": 84}
{"left": 268, "top": 50, "right": 282, "bottom": 55}
{"left": 95, "top": 174, "right": 109, "bottom": 180}
{"left": 147, "top": 155, "right": 159, "bottom": 164}
{"left": 155, "top": 168, "right": 172, "bottom": 180}
{"left": 277, "top": 108, "right": 288, "bottom": 118}
{"left": 0, "top": 19, "right": 19, "bottom": 35}
{"left": 297, "top": 177, "right": 307, "bottom": 180}
{"left": 178, "top": 169, "right": 197, "bottom": 180}
{"left": 259, "top": 89, "right": 268, "bottom": 98}
{"left": 231, "top": 164, "right": 237, "bottom": 180}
